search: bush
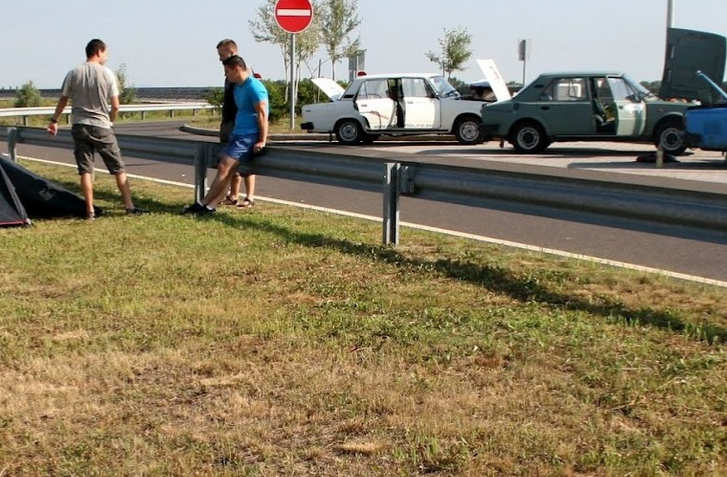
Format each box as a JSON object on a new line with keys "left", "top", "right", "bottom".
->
{"left": 263, "top": 80, "right": 288, "bottom": 123}
{"left": 116, "top": 64, "right": 137, "bottom": 105}
{"left": 204, "top": 87, "right": 224, "bottom": 114}
{"left": 14, "top": 81, "right": 41, "bottom": 107}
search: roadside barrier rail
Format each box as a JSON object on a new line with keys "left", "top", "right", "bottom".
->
{"left": 3, "top": 126, "right": 727, "bottom": 245}
{"left": 0, "top": 103, "right": 215, "bottom": 125}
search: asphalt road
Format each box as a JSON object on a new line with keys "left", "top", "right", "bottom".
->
{"left": 9, "top": 120, "right": 727, "bottom": 285}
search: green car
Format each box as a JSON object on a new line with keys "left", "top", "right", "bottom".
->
{"left": 480, "top": 72, "right": 691, "bottom": 154}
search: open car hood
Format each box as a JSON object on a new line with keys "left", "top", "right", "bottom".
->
{"left": 475, "top": 59, "right": 512, "bottom": 102}
{"left": 311, "top": 77, "right": 346, "bottom": 101}
{"left": 660, "top": 28, "right": 726, "bottom": 103}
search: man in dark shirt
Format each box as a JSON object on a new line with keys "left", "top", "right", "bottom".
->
{"left": 217, "top": 39, "right": 256, "bottom": 208}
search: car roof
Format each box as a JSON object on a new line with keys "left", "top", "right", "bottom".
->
{"left": 535, "top": 71, "right": 625, "bottom": 78}
{"left": 352, "top": 73, "right": 442, "bottom": 80}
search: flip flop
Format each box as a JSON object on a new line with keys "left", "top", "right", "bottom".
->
{"left": 237, "top": 197, "right": 255, "bottom": 208}
{"left": 221, "top": 195, "right": 238, "bottom": 206}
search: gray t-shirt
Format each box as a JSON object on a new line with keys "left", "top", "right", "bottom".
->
{"left": 61, "top": 62, "right": 119, "bottom": 128}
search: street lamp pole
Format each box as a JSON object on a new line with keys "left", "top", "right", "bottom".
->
{"left": 667, "top": 0, "right": 674, "bottom": 28}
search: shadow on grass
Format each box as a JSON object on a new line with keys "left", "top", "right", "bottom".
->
{"left": 39, "top": 176, "right": 727, "bottom": 344}
{"left": 209, "top": 212, "right": 727, "bottom": 345}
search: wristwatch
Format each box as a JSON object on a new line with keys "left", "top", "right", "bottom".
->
{"left": 49, "top": 117, "right": 58, "bottom": 124}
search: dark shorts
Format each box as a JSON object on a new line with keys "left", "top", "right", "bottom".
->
{"left": 71, "top": 124, "right": 125, "bottom": 175}
{"left": 219, "top": 121, "right": 234, "bottom": 144}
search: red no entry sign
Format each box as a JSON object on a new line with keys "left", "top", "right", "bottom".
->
{"left": 275, "top": 0, "right": 314, "bottom": 34}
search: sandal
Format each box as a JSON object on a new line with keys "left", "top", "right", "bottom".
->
{"left": 221, "top": 195, "right": 238, "bottom": 206}
{"left": 237, "top": 197, "right": 255, "bottom": 208}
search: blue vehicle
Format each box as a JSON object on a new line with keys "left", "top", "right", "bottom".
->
{"left": 684, "top": 72, "right": 727, "bottom": 153}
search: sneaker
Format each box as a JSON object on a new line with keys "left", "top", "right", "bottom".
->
{"left": 126, "top": 207, "right": 146, "bottom": 216}
{"left": 182, "top": 202, "right": 204, "bottom": 215}
{"left": 196, "top": 206, "right": 216, "bottom": 216}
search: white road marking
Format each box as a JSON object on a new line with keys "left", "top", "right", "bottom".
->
{"left": 18, "top": 155, "right": 727, "bottom": 288}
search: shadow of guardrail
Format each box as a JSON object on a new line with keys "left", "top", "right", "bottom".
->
{"left": 4, "top": 126, "right": 727, "bottom": 247}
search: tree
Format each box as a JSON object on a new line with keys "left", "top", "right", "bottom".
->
{"left": 14, "top": 81, "right": 41, "bottom": 107}
{"left": 115, "top": 64, "right": 137, "bottom": 104}
{"left": 319, "top": 0, "right": 361, "bottom": 80}
{"left": 425, "top": 27, "right": 473, "bottom": 80}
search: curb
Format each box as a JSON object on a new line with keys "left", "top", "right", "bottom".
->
{"left": 179, "top": 124, "right": 457, "bottom": 142}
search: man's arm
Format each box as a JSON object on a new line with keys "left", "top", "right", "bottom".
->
{"left": 47, "top": 96, "right": 69, "bottom": 136}
{"left": 254, "top": 100, "right": 268, "bottom": 153}
{"left": 109, "top": 96, "right": 120, "bottom": 124}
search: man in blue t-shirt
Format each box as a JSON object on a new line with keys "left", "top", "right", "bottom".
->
{"left": 183, "top": 55, "right": 269, "bottom": 215}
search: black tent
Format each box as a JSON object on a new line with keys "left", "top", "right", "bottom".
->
{"left": 0, "top": 157, "right": 30, "bottom": 227}
{"left": 0, "top": 154, "right": 101, "bottom": 226}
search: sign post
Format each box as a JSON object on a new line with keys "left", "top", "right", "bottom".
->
{"left": 274, "top": 0, "right": 313, "bottom": 129}
{"left": 518, "top": 39, "right": 530, "bottom": 87}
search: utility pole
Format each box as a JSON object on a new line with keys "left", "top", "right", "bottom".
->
{"left": 667, "top": 0, "right": 674, "bottom": 28}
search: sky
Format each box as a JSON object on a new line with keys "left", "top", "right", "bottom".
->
{"left": 3, "top": 0, "right": 727, "bottom": 89}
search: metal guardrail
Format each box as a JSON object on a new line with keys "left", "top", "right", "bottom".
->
{"left": 3, "top": 126, "right": 727, "bottom": 245}
{"left": 0, "top": 103, "right": 214, "bottom": 125}
{"left": 0, "top": 87, "right": 214, "bottom": 101}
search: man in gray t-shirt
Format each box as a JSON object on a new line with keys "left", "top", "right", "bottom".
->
{"left": 47, "top": 39, "right": 143, "bottom": 220}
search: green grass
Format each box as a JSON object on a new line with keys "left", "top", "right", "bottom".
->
{"left": 1, "top": 160, "right": 726, "bottom": 476}
{"left": 187, "top": 115, "right": 304, "bottom": 134}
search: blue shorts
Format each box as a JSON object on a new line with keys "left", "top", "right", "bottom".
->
{"left": 223, "top": 133, "right": 258, "bottom": 164}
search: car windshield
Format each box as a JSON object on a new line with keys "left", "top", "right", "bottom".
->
{"left": 429, "top": 76, "right": 460, "bottom": 98}
{"left": 623, "top": 74, "right": 655, "bottom": 100}
{"left": 341, "top": 81, "right": 360, "bottom": 98}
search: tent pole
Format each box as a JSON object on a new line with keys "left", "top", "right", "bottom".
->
{"left": 8, "top": 128, "right": 18, "bottom": 162}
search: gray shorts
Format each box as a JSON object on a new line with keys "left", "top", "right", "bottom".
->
{"left": 71, "top": 124, "right": 125, "bottom": 175}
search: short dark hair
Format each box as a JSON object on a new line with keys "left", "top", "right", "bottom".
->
{"left": 85, "top": 39, "right": 106, "bottom": 59}
{"left": 216, "top": 39, "right": 237, "bottom": 50}
{"left": 222, "top": 55, "right": 247, "bottom": 70}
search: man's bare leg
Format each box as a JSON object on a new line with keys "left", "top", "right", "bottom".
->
{"left": 80, "top": 172, "right": 94, "bottom": 216}
{"left": 227, "top": 174, "right": 242, "bottom": 202}
{"left": 202, "top": 156, "right": 237, "bottom": 208}
{"left": 114, "top": 172, "right": 135, "bottom": 210}
{"left": 244, "top": 174, "right": 256, "bottom": 201}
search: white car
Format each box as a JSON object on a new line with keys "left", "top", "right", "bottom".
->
{"left": 301, "top": 73, "right": 487, "bottom": 145}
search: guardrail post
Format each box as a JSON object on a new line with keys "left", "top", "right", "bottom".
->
{"left": 383, "top": 162, "right": 401, "bottom": 245}
{"left": 7, "top": 127, "right": 18, "bottom": 162}
{"left": 656, "top": 144, "right": 664, "bottom": 168}
{"left": 22, "top": 116, "right": 29, "bottom": 127}
{"left": 194, "top": 144, "right": 208, "bottom": 202}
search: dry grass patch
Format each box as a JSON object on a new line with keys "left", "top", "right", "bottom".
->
{"left": 0, "top": 160, "right": 725, "bottom": 476}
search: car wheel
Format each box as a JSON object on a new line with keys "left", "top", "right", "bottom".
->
{"left": 511, "top": 121, "right": 549, "bottom": 153}
{"left": 654, "top": 118, "right": 687, "bottom": 155}
{"left": 454, "top": 116, "right": 485, "bottom": 144}
{"left": 335, "top": 119, "right": 363, "bottom": 145}
{"left": 362, "top": 133, "right": 380, "bottom": 144}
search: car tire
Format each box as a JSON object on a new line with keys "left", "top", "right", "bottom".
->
{"left": 654, "top": 118, "right": 687, "bottom": 156}
{"left": 335, "top": 119, "right": 363, "bottom": 145}
{"left": 362, "top": 133, "right": 380, "bottom": 144}
{"left": 453, "top": 116, "right": 485, "bottom": 145}
{"left": 511, "top": 121, "right": 549, "bottom": 153}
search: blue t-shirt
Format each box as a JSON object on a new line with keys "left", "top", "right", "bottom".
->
{"left": 232, "top": 76, "right": 269, "bottom": 136}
